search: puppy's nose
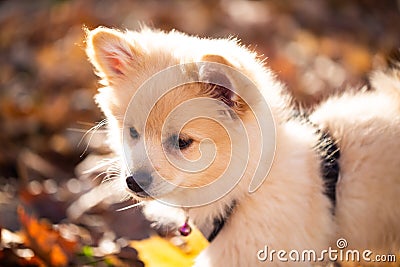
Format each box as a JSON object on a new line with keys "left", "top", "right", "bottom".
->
{"left": 125, "top": 171, "right": 153, "bottom": 194}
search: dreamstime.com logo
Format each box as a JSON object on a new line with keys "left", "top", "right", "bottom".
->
{"left": 257, "top": 238, "right": 397, "bottom": 263}
{"left": 122, "top": 62, "right": 276, "bottom": 207}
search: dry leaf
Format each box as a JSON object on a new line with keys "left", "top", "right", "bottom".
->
{"left": 131, "top": 226, "right": 208, "bottom": 267}
{"left": 18, "top": 206, "right": 77, "bottom": 267}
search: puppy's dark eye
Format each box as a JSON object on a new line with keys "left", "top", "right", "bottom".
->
{"left": 129, "top": 127, "right": 139, "bottom": 139}
{"left": 178, "top": 138, "right": 193, "bottom": 150}
{"left": 171, "top": 135, "right": 193, "bottom": 150}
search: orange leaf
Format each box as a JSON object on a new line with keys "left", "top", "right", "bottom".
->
{"left": 17, "top": 206, "right": 77, "bottom": 267}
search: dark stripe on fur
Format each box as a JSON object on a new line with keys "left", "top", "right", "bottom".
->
{"left": 315, "top": 129, "right": 341, "bottom": 209}
{"left": 291, "top": 110, "right": 341, "bottom": 211}
{"left": 207, "top": 200, "right": 237, "bottom": 242}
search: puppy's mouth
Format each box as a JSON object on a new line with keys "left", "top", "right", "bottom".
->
{"left": 132, "top": 192, "right": 153, "bottom": 200}
{"left": 127, "top": 189, "right": 155, "bottom": 202}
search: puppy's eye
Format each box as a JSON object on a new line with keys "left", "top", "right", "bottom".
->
{"left": 129, "top": 127, "right": 139, "bottom": 139}
{"left": 178, "top": 138, "right": 193, "bottom": 150}
{"left": 171, "top": 135, "right": 193, "bottom": 150}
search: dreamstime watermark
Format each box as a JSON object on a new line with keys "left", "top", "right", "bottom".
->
{"left": 122, "top": 62, "right": 276, "bottom": 208}
{"left": 257, "top": 238, "right": 397, "bottom": 263}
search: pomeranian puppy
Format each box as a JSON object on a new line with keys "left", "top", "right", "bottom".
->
{"left": 85, "top": 26, "right": 400, "bottom": 266}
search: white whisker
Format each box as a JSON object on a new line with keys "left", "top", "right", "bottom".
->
{"left": 83, "top": 157, "right": 119, "bottom": 174}
{"left": 92, "top": 171, "right": 109, "bottom": 181}
{"left": 77, "top": 119, "right": 109, "bottom": 157}
{"left": 67, "top": 128, "right": 108, "bottom": 133}
{"left": 116, "top": 201, "right": 144, "bottom": 211}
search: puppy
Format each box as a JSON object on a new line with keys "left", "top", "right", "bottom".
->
{"left": 85, "top": 26, "right": 400, "bottom": 266}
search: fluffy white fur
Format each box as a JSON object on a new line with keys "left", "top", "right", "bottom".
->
{"left": 86, "top": 26, "right": 400, "bottom": 266}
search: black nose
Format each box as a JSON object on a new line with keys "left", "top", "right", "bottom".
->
{"left": 126, "top": 172, "right": 153, "bottom": 195}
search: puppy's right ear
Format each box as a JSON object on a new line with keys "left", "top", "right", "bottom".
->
{"left": 85, "top": 27, "right": 138, "bottom": 83}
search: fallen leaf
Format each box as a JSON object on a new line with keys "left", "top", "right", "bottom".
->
{"left": 18, "top": 206, "right": 77, "bottom": 267}
{"left": 131, "top": 226, "right": 208, "bottom": 267}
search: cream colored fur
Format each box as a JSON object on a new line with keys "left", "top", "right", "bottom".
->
{"left": 85, "top": 26, "right": 400, "bottom": 266}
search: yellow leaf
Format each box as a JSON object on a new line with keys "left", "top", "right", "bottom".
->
{"left": 131, "top": 227, "right": 208, "bottom": 267}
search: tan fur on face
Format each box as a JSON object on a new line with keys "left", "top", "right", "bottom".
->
{"left": 140, "top": 83, "right": 234, "bottom": 188}
{"left": 146, "top": 117, "right": 232, "bottom": 188}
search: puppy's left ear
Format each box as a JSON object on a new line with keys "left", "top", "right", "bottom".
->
{"left": 199, "top": 54, "right": 247, "bottom": 113}
{"left": 85, "top": 27, "right": 138, "bottom": 83}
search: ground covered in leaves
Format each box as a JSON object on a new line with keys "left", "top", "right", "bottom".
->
{"left": 0, "top": 0, "right": 399, "bottom": 266}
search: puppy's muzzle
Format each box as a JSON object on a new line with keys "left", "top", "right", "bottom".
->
{"left": 125, "top": 171, "right": 153, "bottom": 196}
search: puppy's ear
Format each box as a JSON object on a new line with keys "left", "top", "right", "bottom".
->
{"left": 199, "top": 54, "right": 247, "bottom": 113}
{"left": 86, "top": 27, "right": 137, "bottom": 82}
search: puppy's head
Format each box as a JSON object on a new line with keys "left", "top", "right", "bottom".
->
{"left": 86, "top": 27, "right": 264, "bottom": 205}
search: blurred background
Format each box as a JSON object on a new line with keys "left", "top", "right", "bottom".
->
{"left": 0, "top": 0, "right": 399, "bottom": 266}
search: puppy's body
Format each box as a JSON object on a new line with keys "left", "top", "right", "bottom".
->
{"left": 86, "top": 27, "right": 400, "bottom": 266}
